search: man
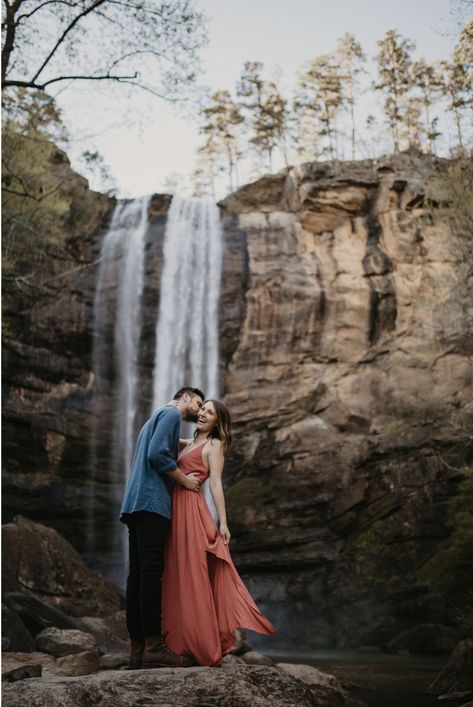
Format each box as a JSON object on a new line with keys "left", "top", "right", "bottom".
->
{"left": 120, "top": 386, "right": 204, "bottom": 669}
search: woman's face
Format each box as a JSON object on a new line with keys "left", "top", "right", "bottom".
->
{"left": 196, "top": 401, "right": 217, "bottom": 434}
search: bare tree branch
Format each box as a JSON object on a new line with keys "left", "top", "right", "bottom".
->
{"left": 31, "top": 0, "right": 108, "bottom": 83}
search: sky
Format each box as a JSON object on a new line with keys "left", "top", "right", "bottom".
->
{"left": 55, "top": 0, "right": 465, "bottom": 198}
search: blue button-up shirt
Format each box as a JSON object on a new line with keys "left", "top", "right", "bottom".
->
{"left": 120, "top": 405, "right": 181, "bottom": 522}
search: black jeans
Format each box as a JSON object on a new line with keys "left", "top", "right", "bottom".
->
{"left": 125, "top": 511, "right": 170, "bottom": 641}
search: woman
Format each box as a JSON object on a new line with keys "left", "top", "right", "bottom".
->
{"left": 161, "top": 399, "right": 276, "bottom": 667}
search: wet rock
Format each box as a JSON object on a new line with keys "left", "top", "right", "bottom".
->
{"left": 35, "top": 627, "right": 98, "bottom": 657}
{"left": 2, "top": 516, "right": 122, "bottom": 618}
{"left": 2, "top": 604, "right": 35, "bottom": 652}
{"left": 428, "top": 640, "right": 473, "bottom": 694}
{"left": 1, "top": 663, "right": 357, "bottom": 707}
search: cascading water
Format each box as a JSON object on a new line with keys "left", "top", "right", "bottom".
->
{"left": 152, "top": 195, "right": 223, "bottom": 524}
{"left": 89, "top": 193, "right": 223, "bottom": 585}
{"left": 89, "top": 195, "right": 150, "bottom": 585}
{"left": 152, "top": 195, "right": 223, "bottom": 408}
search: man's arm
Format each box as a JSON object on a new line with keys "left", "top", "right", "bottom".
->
{"left": 147, "top": 410, "right": 200, "bottom": 491}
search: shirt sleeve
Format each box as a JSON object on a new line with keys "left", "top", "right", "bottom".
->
{"left": 147, "top": 409, "right": 180, "bottom": 473}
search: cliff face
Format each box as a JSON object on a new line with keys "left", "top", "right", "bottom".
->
{"left": 3, "top": 153, "right": 472, "bottom": 650}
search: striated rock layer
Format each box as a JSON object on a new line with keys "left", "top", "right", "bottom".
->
{"left": 2, "top": 153, "right": 472, "bottom": 650}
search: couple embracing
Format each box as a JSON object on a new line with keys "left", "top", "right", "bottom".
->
{"left": 120, "top": 386, "right": 275, "bottom": 669}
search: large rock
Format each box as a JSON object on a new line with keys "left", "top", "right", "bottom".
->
{"left": 1, "top": 663, "right": 361, "bottom": 707}
{"left": 2, "top": 516, "right": 122, "bottom": 618}
{"left": 76, "top": 610, "right": 128, "bottom": 654}
{"left": 2, "top": 605, "right": 35, "bottom": 652}
{"left": 35, "top": 627, "right": 98, "bottom": 657}
{"left": 277, "top": 663, "right": 363, "bottom": 707}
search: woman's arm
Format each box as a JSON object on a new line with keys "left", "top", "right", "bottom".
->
{"left": 207, "top": 440, "right": 231, "bottom": 544}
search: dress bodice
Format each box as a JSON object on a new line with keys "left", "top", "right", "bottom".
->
{"left": 177, "top": 441, "right": 209, "bottom": 482}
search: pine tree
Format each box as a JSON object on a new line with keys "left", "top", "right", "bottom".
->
{"left": 236, "top": 61, "right": 288, "bottom": 172}
{"left": 335, "top": 33, "right": 366, "bottom": 159}
{"left": 294, "top": 53, "right": 344, "bottom": 161}
{"left": 200, "top": 90, "right": 244, "bottom": 191}
{"left": 410, "top": 59, "right": 443, "bottom": 153}
{"left": 376, "top": 30, "right": 416, "bottom": 153}
{"left": 440, "top": 20, "right": 473, "bottom": 155}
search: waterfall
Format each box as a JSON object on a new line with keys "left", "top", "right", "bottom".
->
{"left": 152, "top": 195, "right": 223, "bottom": 407}
{"left": 89, "top": 193, "right": 223, "bottom": 584}
{"left": 89, "top": 195, "right": 150, "bottom": 584}
{"left": 152, "top": 195, "right": 223, "bottom": 524}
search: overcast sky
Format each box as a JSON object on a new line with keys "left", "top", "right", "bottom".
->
{"left": 56, "top": 0, "right": 464, "bottom": 198}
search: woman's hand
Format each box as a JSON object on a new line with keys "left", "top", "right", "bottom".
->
{"left": 219, "top": 523, "right": 231, "bottom": 545}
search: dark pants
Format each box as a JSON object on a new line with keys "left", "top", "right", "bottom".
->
{"left": 125, "top": 511, "right": 170, "bottom": 641}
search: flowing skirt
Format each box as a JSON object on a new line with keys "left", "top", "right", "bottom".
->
{"left": 162, "top": 486, "right": 276, "bottom": 666}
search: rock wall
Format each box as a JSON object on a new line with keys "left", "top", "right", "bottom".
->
{"left": 2, "top": 153, "right": 472, "bottom": 651}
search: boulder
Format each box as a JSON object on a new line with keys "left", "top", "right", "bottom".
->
{"left": 4, "top": 592, "right": 83, "bottom": 636}
{"left": 2, "top": 664, "right": 42, "bottom": 683}
{"left": 76, "top": 610, "right": 128, "bottom": 654}
{"left": 276, "top": 663, "right": 364, "bottom": 707}
{"left": 2, "top": 604, "right": 35, "bottom": 652}
{"left": 1, "top": 663, "right": 361, "bottom": 707}
{"left": 35, "top": 627, "right": 98, "bottom": 657}
{"left": 241, "top": 650, "right": 274, "bottom": 666}
{"left": 428, "top": 640, "right": 473, "bottom": 694}
{"left": 55, "top": 650, "right": 100, "bottom": 677}
{"left": 2, "top": 516, "right": 122, "bottom": 618}
{"left": 99, "top": 653, "right": 128, "bottom": 670}
{"left": 2, "top": 652, "right": 58, "bottom": 678}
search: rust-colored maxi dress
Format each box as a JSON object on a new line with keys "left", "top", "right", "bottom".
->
{"left": 161, "top": 441, "right": 276, "bottom": 666}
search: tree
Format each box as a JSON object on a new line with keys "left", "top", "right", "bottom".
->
{"left": 200, "top": 90, "right": 244, "bottom": 192}
{"left": 294, "top": 53, "right": 344, "bottom": 160}
{"left": 376, "top": 30, "right": 416, "bottom": 153}
{"left": 237, "top": 61, "right": 288, "bottom": 172}
{"left": 410, "top": 59, "right": 443, "bottom": 153}
{"left": 1, "top": 0, "right": 207, "bottom": 98}
{"left": 335, "top": 33, "right": 366, "bottom": 159}
{"left": 440, "top": 20, "right": 473, "bottom": 155}
{"left": 2, "top": 89, "right": 105, "bottom": 319}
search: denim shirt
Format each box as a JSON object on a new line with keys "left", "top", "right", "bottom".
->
{"left": 120, "top": 405, "right": 181, "bottom": 523}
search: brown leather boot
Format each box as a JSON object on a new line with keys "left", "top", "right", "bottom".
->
{"left": 129, "top": 639, "right": 145, "bottom": 669}
{"left": 142, "top": 635, "right": 195, "bottom": 668}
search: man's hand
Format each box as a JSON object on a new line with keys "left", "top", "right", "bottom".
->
{"left": 219, "top": 523, "right": 231, "bottom": 545}
{"left": 182, "top": 473, "right": 201, "bottom": 492}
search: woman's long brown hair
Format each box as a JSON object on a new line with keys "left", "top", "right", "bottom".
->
{"left": 197, "top": 399, "right": 232, "bottom": 456}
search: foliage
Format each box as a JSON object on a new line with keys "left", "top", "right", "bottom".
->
{"left": 426, "top": 159, "right": 473, "bottom": 234}
{"left": 237, "top": 62, "right": 288, "bottom": 172}
{"left": 375, "top": 30, "right": 417, "bottom": 153}
{"left": 2, "top": 89, "right": 107, "bottom": 319}
{"left": 1, "top": 0, "right": 208, "bottom": 99}
{"left": 335, "top": 32, "right": 366, "bottom": 159}
{"left": 294, "top": 53, "right": 344, "bottom": 160}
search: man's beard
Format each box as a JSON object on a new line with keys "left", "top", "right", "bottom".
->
{"left": 184, "top": 411, "right": 199, "bottom": 423}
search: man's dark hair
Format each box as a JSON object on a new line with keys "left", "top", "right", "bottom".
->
{"left": 173, "top": 387, "right": 205, "bottom": 401}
